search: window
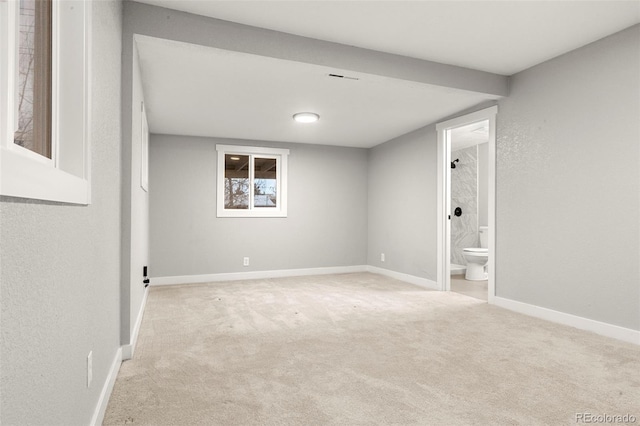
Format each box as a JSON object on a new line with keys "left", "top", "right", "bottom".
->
{"left": 1, "top": 0, "right": 91, "bottom": 204}
{"left": 14, "top": 0, "right": 52, "bottom": 158}
{"left": 216, "top": 145, "right": 289, "bottom": 217}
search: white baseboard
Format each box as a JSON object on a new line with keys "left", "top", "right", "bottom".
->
{"left": 90, "top": 347, "right": 122, "bottom": 426}
{"left": 151, "top": 265, "right": 369, "bottom": 286}
{"left": 493, "top": 296, "right": 640, "bottom": 345}
{"left": 152, "top": 265, "right": 438, "bottom": 291}
{"left": 366, "top": 265, "right": 439, "bottom": 290}
{"left": 122, "top": 286, "right": 149, "bottom": 360}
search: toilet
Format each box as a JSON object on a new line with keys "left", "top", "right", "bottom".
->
{"left": 463, "top": 226, "right": 489, "bottom": 281}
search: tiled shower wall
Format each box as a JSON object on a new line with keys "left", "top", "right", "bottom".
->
{"left": 451, "top": 145, "right": 478, "bottom": 265}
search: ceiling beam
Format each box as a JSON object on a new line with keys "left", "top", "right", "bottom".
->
{"left": 125, "top": 1, "right": 508, "bottom": 98}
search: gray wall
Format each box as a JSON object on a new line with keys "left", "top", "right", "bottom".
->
{"left": 367, "top": 125, "right": 438, "bottom": 281}
{"left": 0, "top": 1, "right": 122, "bottom": 424}
{"left": 451, "top": 145, "right": 479, "bottom": 265}
{"left": 120, "top": 18, "right": 151, "bottom": 351}
{"left": 149, "top": 135, "right": 368, "bottom": 277}
{"left": 125, "top": 41, "right": 149, "bottom": 346}
{"left": 496, "top": 25, "right": 640, "bottom": 330}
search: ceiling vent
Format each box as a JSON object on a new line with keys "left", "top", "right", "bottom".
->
{"left": 328, "top": 73, "right": 359, "bottom": 81}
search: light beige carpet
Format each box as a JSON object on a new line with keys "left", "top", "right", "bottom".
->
{"left": 104, "top": 273, "right": 640, "bottom": 425}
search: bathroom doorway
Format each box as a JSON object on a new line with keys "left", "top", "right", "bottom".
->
{"left": 436, "top": 106, "right": 497, "bottom": 302}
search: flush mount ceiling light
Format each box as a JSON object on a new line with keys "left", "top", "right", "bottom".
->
{"left": 293, "top": 112, "right": 320, "bottom": 123}
{"left": 229, "top": 156, "right": 240, "bottom": 161}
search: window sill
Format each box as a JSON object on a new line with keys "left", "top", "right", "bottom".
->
{"left": 0, "top": 146, "right": 90, "bottom": 204}
{"left": 216, "top": 208, "right": 287, "bottom": 218}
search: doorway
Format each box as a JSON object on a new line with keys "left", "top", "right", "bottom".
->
{"left": 436, "top": 106, "right": 497, "bottom": 302}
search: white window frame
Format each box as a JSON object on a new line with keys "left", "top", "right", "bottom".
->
{"left": 0, "top": 0, "right": 92, "bottom": 204}
{"left": 216, "top": 144, "right": 289, "bottom": 218}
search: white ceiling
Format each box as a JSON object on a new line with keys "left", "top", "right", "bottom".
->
{"left": 134, "top": 1, "right": 640, "bottom": 75}
{"left": 133, "top": 1, "right": 639, "bottom": 148}
{"left": 136, "top": 36, "right": 496, "bottom": 148}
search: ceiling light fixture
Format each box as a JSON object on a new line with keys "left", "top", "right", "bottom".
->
{"left": 230, "top": 156, "right": 240, "bottom": 161}
{"left": 293, "top": 112, "right": 320, "bottom": 123}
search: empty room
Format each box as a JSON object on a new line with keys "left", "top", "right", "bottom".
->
{"left": 1, "top": 1, "right": 639, "bottom": 425}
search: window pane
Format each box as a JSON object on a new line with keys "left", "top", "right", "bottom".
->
{"left": 224, "top": 154, "right": 249, "bottom": 209}
{"left": 254, "top": 158, "right": 277, "bottom": 208}
{"left": 14, "top": 0, "right": 52, "bottom": 158}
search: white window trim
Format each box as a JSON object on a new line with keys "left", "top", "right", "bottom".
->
{"left": 216, "top": 144, "right": 289, "bottom": 218}
{"left": 0, "top": 0, "right": 92, "bottom": 205}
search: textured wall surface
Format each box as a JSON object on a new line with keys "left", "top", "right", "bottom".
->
{"left": 0, "top": 1, "right": 122, "bottom": 424}
{"left": 149, "top": 135, "right": 368, "bottom": 277}
{"left": 124, "top": 41, "right": 149, "bottom": 345}
{"left": 496, "top": 25, "right": 640, "bottom": 330}
{"left": 451, "top": 145, "right": 478, "bottom": 265}
{"left": 367, "top": 125, "right": 438, "bottom": 281}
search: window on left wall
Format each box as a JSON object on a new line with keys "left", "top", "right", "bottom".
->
{"left": 0, "top": 0, "right": 92, "bottom": 204}
{"left": 14, "top": 0, "right": 52, "bottom": 158}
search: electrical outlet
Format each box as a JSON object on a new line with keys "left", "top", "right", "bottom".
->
{"left": 243, "top": 257, "right": 249, "bottom": 267}
{"left": 381, "top": 253, "right": 385, "bottom": 262}
{"left": 87, "top": 351, "right": 93, "bottom": 388}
